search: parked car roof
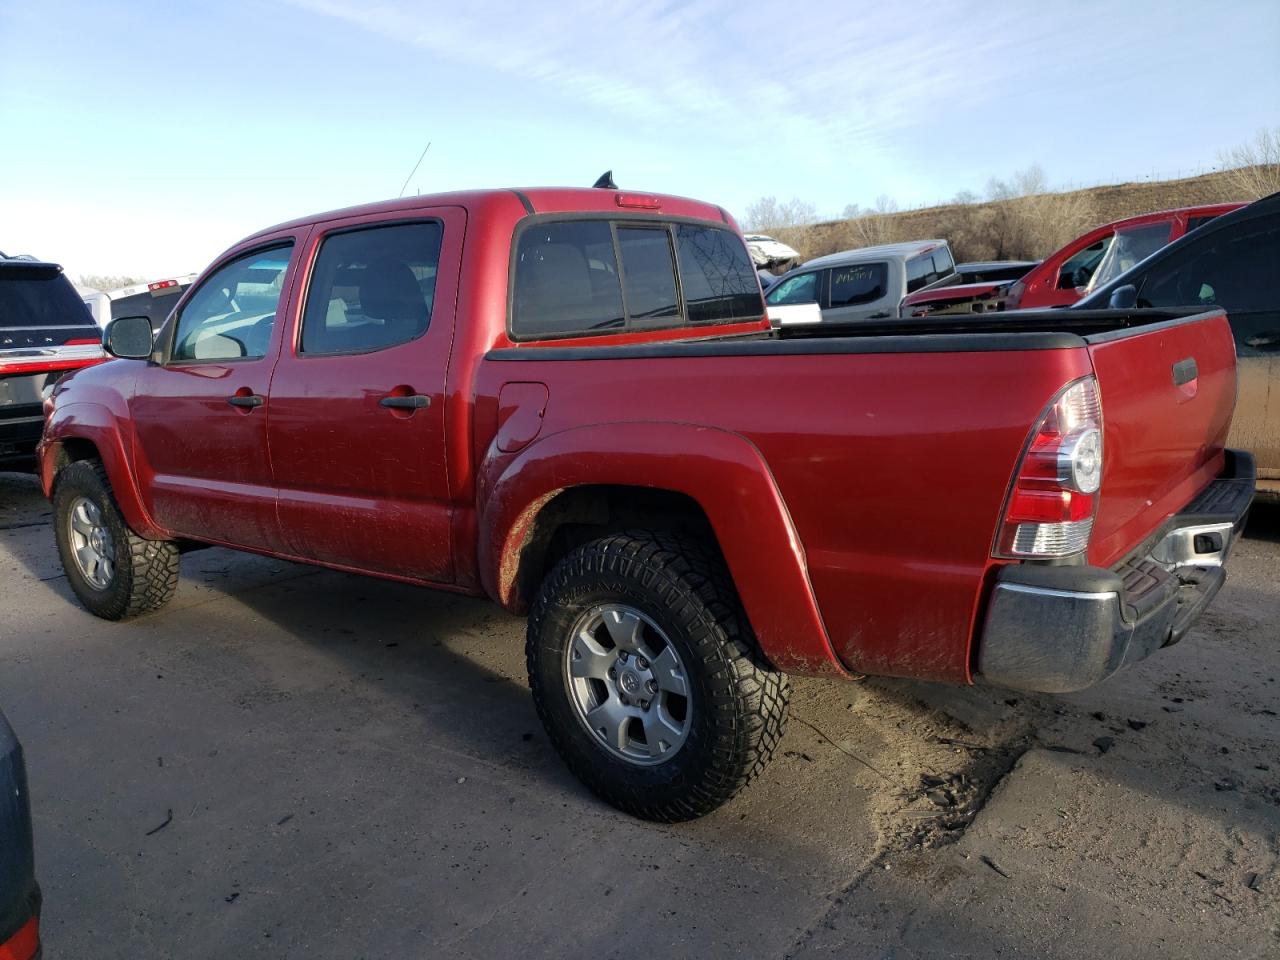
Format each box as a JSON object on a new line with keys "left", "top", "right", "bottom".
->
{"left": 802, "top": 240, "right": 947, "bottom": 269}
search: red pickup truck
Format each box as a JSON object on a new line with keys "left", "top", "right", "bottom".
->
{"left": 39, "top": 187, "right": 1254, "bottom": 821}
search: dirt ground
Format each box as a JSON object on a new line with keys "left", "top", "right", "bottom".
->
{"left": 1, "top": 469, "right": 1276, "bottom": 959}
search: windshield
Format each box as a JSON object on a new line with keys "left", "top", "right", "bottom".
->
{"left": 1084, "top": 222, "right": 1172, "bottom": 293}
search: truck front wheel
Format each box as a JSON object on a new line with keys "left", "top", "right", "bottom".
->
{"left": 52, "top": 460, "right": 180, "bottom": 620}
{"left": 526, "top": 531, "right": 790, "bottom": 821}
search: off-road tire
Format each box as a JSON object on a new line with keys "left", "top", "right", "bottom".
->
{"left": 527, "top": 530, "right": 790, "bottom": 821}
{"left": 52, "top": 460, "right": 180, "bottom": 620}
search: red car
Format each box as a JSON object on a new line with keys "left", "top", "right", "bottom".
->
{"left": 901, "top": 203, "right": 1246, "bottom": 317}
{"left": 39, "top": 187, "right": 1253, "bottom": 820}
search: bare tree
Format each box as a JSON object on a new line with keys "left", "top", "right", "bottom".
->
{"left": 78, "top": 274, "right": 144, "bottom": 292}
{"left": 1218, "top": 127, "right": 1280, "bottom": 199}
{"left": 741, "top": 196, "right": 819, "bottom": 232}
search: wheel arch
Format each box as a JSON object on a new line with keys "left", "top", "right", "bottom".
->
{"left": 41, "top": 403, "right": 166, "bottom": 539}
{"left": 478, "top": 421, "right": 851, "bottom": 677}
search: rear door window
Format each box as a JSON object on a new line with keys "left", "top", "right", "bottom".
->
{"left": 829, "top": 262, "right": 888, "bottom": 307}
{"left": 300, "top": 222, "right": 442, "bottom": 355}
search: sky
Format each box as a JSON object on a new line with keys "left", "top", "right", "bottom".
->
{"left": 1, "top": 0, "right": 1277, "bottom": 281}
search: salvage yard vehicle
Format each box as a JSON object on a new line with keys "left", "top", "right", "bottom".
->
{"left": 765, "top": 239, "right": 957, "bottom": 322}
{"left": 901, "top": 203, "right": 1245, "bottom": 318}
{"left": 1, "top": 253, "right": 105, "bottom": 465}
{"left": 1077, "top": 192, "right": 1280, "bottom": 500}
{"left": 39, "top": 186, "right": 1253, "bottom": 821}
{"left": 82, "top": 273, "right": 197, "bottom": 332}
{"left": 0, "top": 706, "right": 40, "bottom": 960}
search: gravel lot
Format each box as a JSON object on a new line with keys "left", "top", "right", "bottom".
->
{"left": 1, "top": 469, "right": 1276, "bottom": 959}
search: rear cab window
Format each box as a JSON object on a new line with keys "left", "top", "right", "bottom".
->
{"left": 905, "top": 249, "right": 950, "bottom": 293}
{"left": 510, "top": 218, "right": 762, "bottom": 341}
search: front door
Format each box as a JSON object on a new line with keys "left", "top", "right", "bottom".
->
{"left": 266, "top": 209, "right": 463, "bottom": 582}
{"left": 130, "top": 239, "right": 300, "bottom": 551}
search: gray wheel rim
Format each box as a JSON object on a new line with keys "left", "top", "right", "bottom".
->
{"left": 563, "top": 603, "right": 692, "bottom": 766}
{"left": 67, "top": 496, "right": 115, "bottom": 590}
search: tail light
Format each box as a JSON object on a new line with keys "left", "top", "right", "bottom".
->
{"left": 996, "top": 376, "right": 1103, "bottom": 559}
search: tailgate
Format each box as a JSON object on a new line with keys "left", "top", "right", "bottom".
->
{"left": 1086, "top": 309, "right": 1237, "bottom": 566}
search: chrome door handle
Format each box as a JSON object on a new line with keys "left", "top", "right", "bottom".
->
{"left": 379, "top": 394, "right": 431, "bottom": 410}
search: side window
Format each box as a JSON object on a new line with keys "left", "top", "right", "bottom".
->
{"left": 300, "top": 222, "right": 441, "bottom": 356}
{"left": 829, "top": 263, "right": 888, "bottom": 307}
{"left": 766, "top": 271, "right": 819, "bottom": 306}
{"left": 1186, "top": 214, "right": 1221, "bottom": 234}
{"left": 1137, "top": 224, "right": 1280, "bottom": 356}
{"left": 931, "top": 246, "right": 955, "bottom": 278}
{"left": 171, "top": 245, "right": 292, "bottom": 362}
{"left": 512, "top": 221, "right": 625, "bottom": 339}
{"left": 674, "top": 225, "right": 762, "bottom": 323}
{"left": 1057, "top": 238, "right": 1109, "bottom": 290}
{"left": 617, "top": 227, "right": 679, "bottom": 324}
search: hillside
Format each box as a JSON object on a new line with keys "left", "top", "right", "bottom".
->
{"left": 769, "top": 167, "right": 1273, "bottom": 265}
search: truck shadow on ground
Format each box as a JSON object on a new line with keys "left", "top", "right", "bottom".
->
{"left": 4, "top": 470, "right": 1276, "bottom": 871}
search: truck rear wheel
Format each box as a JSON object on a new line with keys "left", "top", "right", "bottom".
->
{"left": 52, "top": 460, "right": 179, "bottom": 620}
{"left": 526, "top": 530, "right": 789, "bottom": 821}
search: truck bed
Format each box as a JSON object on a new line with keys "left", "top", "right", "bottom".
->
{"left": 482, "top": 306, "right": 1236, "bottom": 683}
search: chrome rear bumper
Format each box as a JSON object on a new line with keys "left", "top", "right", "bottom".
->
{"left": 977, "top": 451, "right": 1255, "bottom": 693}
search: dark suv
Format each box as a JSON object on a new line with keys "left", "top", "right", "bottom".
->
{"left": 1, "top": 253, "right": 105, "bottom": 465}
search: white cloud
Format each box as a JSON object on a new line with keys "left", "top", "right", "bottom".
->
{"left": 282, "top": 0, "right": 1032, "bottom": 159}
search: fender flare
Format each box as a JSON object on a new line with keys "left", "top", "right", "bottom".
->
{"left": 478, "top": 421, "right": 851, "bottom": 677}
{"left": 40, "top": 402, "right": 167, "bottom": 540}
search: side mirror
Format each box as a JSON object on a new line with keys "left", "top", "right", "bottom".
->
{"left": 1108, "top": 284, "right": 1138, "bottom": 310}
{"left": 104, "top": 315, "right": 155, "bottom": 359}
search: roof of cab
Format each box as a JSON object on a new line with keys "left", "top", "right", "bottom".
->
{"left": 241, "top": 187, "right": 733, "bottom": 245}
{"left": 802, "top": 239, "right": 948, "bottom": 269}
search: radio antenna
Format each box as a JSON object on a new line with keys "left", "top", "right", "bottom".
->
{"left": 398, "top": 141, "right": 432, "bottom": 198}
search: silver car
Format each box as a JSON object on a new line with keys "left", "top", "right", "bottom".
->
{"left": 764, "top": 240, "right": 957, "bottom": 323}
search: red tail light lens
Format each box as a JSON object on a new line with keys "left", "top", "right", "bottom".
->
{"left": 996, "top": 376, "right": 1103, "bottom": 559}
{"left": 615, "top": 194, "right": 661, "bottom": 209}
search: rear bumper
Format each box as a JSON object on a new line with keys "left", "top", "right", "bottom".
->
{"left": 977, "top": 450, "right": 1255, "bottom": 693}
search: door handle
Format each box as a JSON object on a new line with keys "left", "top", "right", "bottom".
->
{"left": 379, "top": 394, "right": 431, "bottom": 410}
{"left": 227, "top": 394, "right": 264, "bottom": 409}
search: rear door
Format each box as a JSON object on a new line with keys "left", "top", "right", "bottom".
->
{"left": 266, "top": 208, "right": 464, "bottom": 582}
{"left": 826, "top": 261, "right": 893, "bottom": 320}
